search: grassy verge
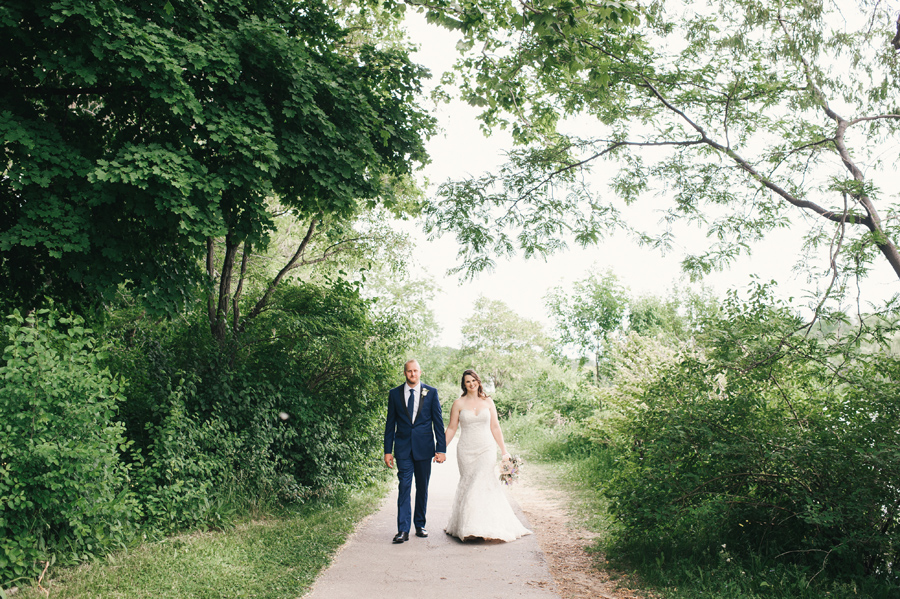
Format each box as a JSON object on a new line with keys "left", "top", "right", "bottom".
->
{"left": 502, "top": 412, "right": 899, "bottom": 599}
{"left": 10, "top": 480, "right": 390, "bottom": 599}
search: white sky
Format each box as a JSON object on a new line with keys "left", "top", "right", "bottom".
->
{"left": 399, "top": 12, "right": 899, "bottom": 348}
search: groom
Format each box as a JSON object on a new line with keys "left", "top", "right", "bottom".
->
{"left": 383, "top": 359, "right": 446, "bottom": 543}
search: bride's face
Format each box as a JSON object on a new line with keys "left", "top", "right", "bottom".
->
{"left": 463, "top": 375, "right": 479, "bottom": 393}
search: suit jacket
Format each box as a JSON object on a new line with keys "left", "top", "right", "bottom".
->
{"left": 383, "top": 383, "right": 446, "bottom": 461}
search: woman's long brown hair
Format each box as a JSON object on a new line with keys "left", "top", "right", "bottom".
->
{"left": 460, "top": 369, "right": 488, "bottom": 399}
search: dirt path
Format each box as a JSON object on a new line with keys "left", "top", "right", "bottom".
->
{"left": 508, "top": 463, "right": 648, "bottom": 599}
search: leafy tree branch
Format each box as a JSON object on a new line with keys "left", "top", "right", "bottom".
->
{"left": 420, "top": 0, "right": 900, "bottom": 295}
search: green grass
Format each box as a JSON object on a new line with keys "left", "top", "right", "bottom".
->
{"left": 10, "top": 481, "right": 390, "bottom": 599}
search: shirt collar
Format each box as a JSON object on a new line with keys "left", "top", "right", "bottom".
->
{"left": 404, "top": 382, "right": 421, "bottom": 394}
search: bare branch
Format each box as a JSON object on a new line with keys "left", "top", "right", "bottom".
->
{"left": 288, "top": 236, "right": 368, "bottom": 270}
{"left": 232, "top": 245, "right": 250, "bottom": 332}
{"left": 804, "top": 192, "right": 849, "bottom": 334}
{"left": 780, "top": 14, "right": 900, "bottom": 279}
{"left": 246, "top": 217, "right": 319, "bottom": 321}
{"left": 846, "top": 113, "right": 900, "bottom": 126}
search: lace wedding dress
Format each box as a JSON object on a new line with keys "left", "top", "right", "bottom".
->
{"left": 444, "top": 409, "right": 532, "bottom": 542}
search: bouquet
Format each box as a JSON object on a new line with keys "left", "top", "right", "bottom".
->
{"left": 499, "top": 454, "right": 523, "bottom": 485}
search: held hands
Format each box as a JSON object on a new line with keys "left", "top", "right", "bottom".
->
{"left": 385, "top": 453, "right": 445, "bottom": 465}
{"left": 385, "top": 453, "right": 446, "bottom": 465}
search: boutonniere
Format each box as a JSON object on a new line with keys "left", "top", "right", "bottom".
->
{"left": 422, "top": 389, "right": 429, "bottom": 397}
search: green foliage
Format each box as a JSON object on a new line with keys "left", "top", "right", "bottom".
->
{"left": 138, "top": 397, "right": 247, "bottom": 533}
{"left": 453, "top": 296, "right": 558, "bottom": 396}
{"left": 0, "top": 307, "right": 137, "bottom": 585}
{"left": 545, "top": 270, "right": 713, "bottom": 388}
{"left": 421, "top": 277, "right": 900, "bottom": 595}
{"left": 424, "top": 0, "right": 900, "bottom": 288}
{"left": 353, "top": 223, "right": 442, "bottom": 352}
{"left": 461, "top": 296, "right": 552, "bottom": 355}
{"left": 0, "top": 274, "right": 407, "bottom": 587}
{"left": 546, "top": 269, "right": 627, "bottom": 381}
{"left": 252, "top": 280, "right": 402, "bottom": 489}
{"left": 104, "top": 278, "right": 401, "bottom": 512}
{"left": 0, "top": 0, "right": 434, "bottom": 312}
{"left": 606, "top": 284, "right": 900, "bottom": 586}
{"left": 420, "top": 298, "right": 588, "bottom": 423}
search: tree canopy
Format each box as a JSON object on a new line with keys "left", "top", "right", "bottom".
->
{"left": 419, "top": 0, "right": 900, "bottom": 297}
{"left": 0, "top": 0, "right": 434, "bottom": 312}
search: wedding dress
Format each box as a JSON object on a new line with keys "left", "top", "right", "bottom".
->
{"left": 444, "top": 409, "right": 533, "bottom": 542}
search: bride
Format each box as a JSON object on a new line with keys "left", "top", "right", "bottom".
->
{"left": 444, "top": 369, "right": 532, "bottom": 542}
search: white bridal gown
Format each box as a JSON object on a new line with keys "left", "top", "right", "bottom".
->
{"left": 444, "top": 409, "right": 533, "bottom": 542}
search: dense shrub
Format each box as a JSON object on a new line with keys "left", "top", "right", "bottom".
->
{"left": 252, "top": 281, "right": 401, "bottom": 490}
{"left": 0, "top": 278, "right": 407, "bottom": 586}
{"left": 0, "top": 308, "right": 138, "bottom": 585}
{"left": 606, "top": 287, "right": 900, "bottom": 585}
{"left": 105, "top": 280, "right": 401, "bottom": 519}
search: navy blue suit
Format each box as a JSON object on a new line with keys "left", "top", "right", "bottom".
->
{"left": 383, "top": 383, "right": 446, "bottom": 533}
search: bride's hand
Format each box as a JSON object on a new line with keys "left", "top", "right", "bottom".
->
{"left": 501, "top": 452, "right": 511, "bottom": 461}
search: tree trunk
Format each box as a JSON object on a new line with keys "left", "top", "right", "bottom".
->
{"left": 231, "top": 245, "right": 250, "bottom": 334}
{"left": 206, "top": 237, "right": 216, "bottom": 328}
{"left": 210, "top": 233, "right": 240, "bottom": 343}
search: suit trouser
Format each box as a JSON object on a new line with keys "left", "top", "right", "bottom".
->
{"left": 395, "top": 455, "right": 432, "bottom": 532}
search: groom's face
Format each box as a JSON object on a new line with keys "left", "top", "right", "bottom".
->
{"left": 405, "top": 361, "right": 421, "bottom": 386}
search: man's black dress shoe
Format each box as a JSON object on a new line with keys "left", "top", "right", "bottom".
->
{"left": 392, "top": 531, "right": 409, "bottom": 543}
{"left": 415, "top": 527, "right": 428, "bottom": 538}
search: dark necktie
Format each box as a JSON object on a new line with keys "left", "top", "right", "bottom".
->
{"left": 408, "top": 388, "right": 415, "bottom": 422}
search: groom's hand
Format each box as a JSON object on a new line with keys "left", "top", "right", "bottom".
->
{"left": 384, "top": 453, "right": 394, "bottom": 468}
{"left": 433, "top": 452, "right": 446, "bottom": 463}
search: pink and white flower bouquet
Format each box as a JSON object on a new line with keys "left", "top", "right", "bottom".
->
{"left": 499, "top": 454, "right": 523, "bottom": 485}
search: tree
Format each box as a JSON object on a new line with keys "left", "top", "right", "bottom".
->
{"left": 628, "top": 287, "right": 719, "bottom": 338}
{"left": 360, "top": 269, "right": 442, "bottom": 352}
{"left": 419, "top": 0, "right": 900, "bottom": 296}
{"left": 0, "top": 0, "right": 434, "bottom": 318}
{"left": 458, "top": 296, "right": 552, "bottom": 390}
{"left": 546, "top": 269, "right": 627, "bottom": 383}
{"left": 462, "top": 295, "right": 551, "bottom": 352}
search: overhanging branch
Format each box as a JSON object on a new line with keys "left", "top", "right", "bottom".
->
{"left": 639, "top": 76, "right": 862, "bottom": 226}
{"left": 246, "top": 216, "right": 319, "bottom": 321}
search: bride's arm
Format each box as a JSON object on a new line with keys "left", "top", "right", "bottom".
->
{"left": 488, "top": 399, "right": 510, "bottom": 459}
{"left": 444, "top": 399, "right": 461, "bottom": 448}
